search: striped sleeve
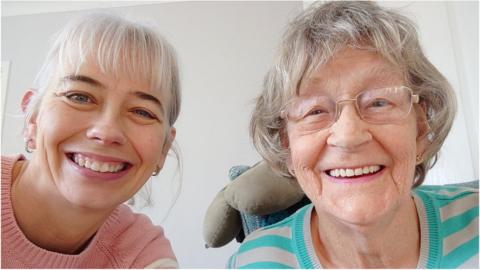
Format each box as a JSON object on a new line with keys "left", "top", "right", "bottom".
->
{"left": 227, "top": 218, "right": 300, "bottom": 268}
{"left": 438, "top": 189, "right": 479, "bottom": 268}
{"left": 414, "top": 185, "right": 479, "bottom": 268}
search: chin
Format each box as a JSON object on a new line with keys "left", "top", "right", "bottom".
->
{"left": 60, "top": 186, "right": 119, "bottom": 211}
{"left": 319, "top": 195, "right": 398, "bottom": 226}
{"left": 335, "top": 208, "right": 389, "bottom": 226}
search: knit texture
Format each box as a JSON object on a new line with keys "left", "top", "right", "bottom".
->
{"left": 228, "top": 185, "right": 479, "bottom": 268}
{"left": 1, "top": 155, "right": 177, "bottom": 268}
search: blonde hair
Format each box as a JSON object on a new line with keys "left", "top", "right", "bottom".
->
{"left": 250, "top": 1, "right": 456, "bottom": 186}
{"left": 27, "top": 12, "right": 181, "bottom": 128}
{"left": 26, "top": 12, "right": 182, "bottom": 207}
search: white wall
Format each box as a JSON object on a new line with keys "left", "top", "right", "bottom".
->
{"left": 376, "top": 1, "right": 478, "bottom": 184}
{"left": 1, "top": 1, "right": 478, "bottom": 268}
{"left": 1, "top": 1, "right": 302, "bottom": 268}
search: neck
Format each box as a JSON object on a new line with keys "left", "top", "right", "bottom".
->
{"left": 11, "top": 159, "right": 113, "bottom": 254}
{"left": 311, "top": 197, "right": 420, "bottom": 268}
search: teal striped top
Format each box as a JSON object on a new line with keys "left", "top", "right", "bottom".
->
{"left": 227, "top": 185, "right": 479, "bottom": 268}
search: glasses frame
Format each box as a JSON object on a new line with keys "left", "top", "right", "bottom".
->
{"left": 280, "top": 86, "right": 419, "bottom": 129}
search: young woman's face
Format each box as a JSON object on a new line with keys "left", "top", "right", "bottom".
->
{"left": 28, "top": 58, "right": 175, "bottom": 210}
{"left": 285, "top": 48, "right": 426, "bottom": 225}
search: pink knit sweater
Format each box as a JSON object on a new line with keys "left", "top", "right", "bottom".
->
{"left": 1, "top": 155, "right": 178, "bottom": 268}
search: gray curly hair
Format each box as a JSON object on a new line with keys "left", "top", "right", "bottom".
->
{"left": 250, "top": 1, "right": 456, "bottom": 187}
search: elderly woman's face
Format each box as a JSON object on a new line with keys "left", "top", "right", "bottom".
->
{"left": 285, "top": 48, "right": 425, "bottom": 224}
{"left": 26, "top": 58, "right": 175, "bottom": 210}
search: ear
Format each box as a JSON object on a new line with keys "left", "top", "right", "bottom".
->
{"left": 279, "top": 128, "right": 289, "bottom": 149}
{"left": 22, "top": 89, "right": 38, "bottom": 150}
{"left": 155, "top": 127, "right": 176, "bottom": 172}
{"left": 21, "top": 88, "right": 36, "bottom": 113}
{"left": 415, "top": 103, "right": 430, "bottom": 156}
{"left": 279, "top": 127, "right": 293, "bottom": 173}
{"left": 161, "top": 127, "right": 176, "bottom": 155}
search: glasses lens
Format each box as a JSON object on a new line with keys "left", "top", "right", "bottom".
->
{"left": 357, "top": 87, "right": 412, "bottom": 124}
{"left": 287, "top": 96, "right": 335, "bottom": 131}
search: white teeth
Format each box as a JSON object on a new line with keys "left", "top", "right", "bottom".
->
{"left": 328, "top": 165, "right": 381, "bottom": 178}
{"left": 71, "top": 153, "right": 125, "bottom": 173}
{"left": 91, "top": 162, "right": 99, "bottom": 171}
{"left": 75, "top": 154, "right": 85, "bottom": 167}
{"left": 100, "top": 163, "right": 109, "bottom": 173}
{"left": 370, "top": 165, "right": 379, "bottom": 173}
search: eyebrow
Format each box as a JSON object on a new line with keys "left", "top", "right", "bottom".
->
{"left": 134, "top": 91, "right": 165, "bottom": 113}
{"left": 60, "top": 75, "right": 105, "bottom": 88}
{"left": 61, "top": 74, "right": 165, "bottom": 113}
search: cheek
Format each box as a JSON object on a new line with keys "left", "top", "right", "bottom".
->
{"left": 391, "top": 140, "right": 417, "bottom": 188}
{"left": 288, "top": 131, "right": 328, "bottom": 200}
{"left": 383, "top": 125, "right": 419, "bottom": 190}
{"left": 288, "top": 131, "right": 328, "bottom": 170}
{"left": 127, "top": 126, "right": 165, "bottom": 163}
{"left": 36, "top": 104, "right": 88, "bottom": 146}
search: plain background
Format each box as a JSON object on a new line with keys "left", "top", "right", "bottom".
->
{"left": 1, "top": 1, "right": 478, "bottom": 268}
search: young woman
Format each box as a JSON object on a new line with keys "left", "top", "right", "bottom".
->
{"left": 2, "top": 12, "right": 181, "bottom": 268}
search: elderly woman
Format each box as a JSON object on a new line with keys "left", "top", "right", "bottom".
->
{"left": 228, "top": 1, "right": 478, "bottom": 269}
{"left": 1, "top": 13, "right": 180, "bottom": 268}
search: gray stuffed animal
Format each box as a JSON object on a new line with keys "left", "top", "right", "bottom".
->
{"left": 202, "top": 161, "right": 305, "bottom": 248}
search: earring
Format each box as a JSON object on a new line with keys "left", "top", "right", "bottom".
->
{"left": 25, "top": 140, "right": 33, "bottom": 153}
{"left": 416, "top": 154, "right": 423, "bottom": 164}
{"left": 152, "top": 165, "right": 160, "bottom": 176}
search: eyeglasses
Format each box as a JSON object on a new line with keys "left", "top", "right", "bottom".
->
{"left": 280, "top": 86, "right": 419, "bottom": 132}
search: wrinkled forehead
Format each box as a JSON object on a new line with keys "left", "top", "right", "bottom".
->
{"left": 297, "top": 47, "right": 405, "bottom": 97}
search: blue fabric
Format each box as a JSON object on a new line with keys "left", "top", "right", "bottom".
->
{"left": 228, "top": 165, "right": 311, "bottom": 242}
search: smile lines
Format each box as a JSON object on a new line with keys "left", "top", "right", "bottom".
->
{"left": 328, "top": 165, "right": 382, "bottom": 178}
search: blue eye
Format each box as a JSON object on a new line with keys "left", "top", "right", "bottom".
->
{"left": 132, "top": 108, "right": 158, "bottom": 120}
{"left": 370, "top": 99, "right": 390, "bottom": 108}
{"left": 64, "top": 92, "right": 94, "bottom": 104}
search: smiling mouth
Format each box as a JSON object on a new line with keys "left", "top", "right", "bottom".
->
{"left": 67, "top": 153, "right": 130, "bottom": 173}
{"left": 327, "top": 165, "right": 384, "bottom": 178}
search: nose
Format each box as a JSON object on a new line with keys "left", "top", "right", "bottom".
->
{"left": 86, "top": 111, "right": 126, "bottom": 146}
{"left": 327, "top": 103, "right": 372, "bottom": 150}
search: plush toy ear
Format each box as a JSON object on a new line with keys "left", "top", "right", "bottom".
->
{"left": 203, "top": 188, "right": 241, "bottom": 248}
{"left": 224, "top": 161, "right": 304, "bottom": 215}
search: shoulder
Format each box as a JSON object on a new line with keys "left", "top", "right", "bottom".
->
{"left": 414, "top": 184, "right": 478, "bottom": 268}
{"left": 414, "top": 184, "right": 478, "bottom": 208}
{"left": 96, "top": 204, "right": 177, "bottom": 268}
{"left": 227, "top": 204, "right": 312, "bottom": 269}
{"left": 2, "top": 154, "right": 25, "bottom": 177}
{"left": 414, "top": 184, "right": 478, "bottom": 227}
